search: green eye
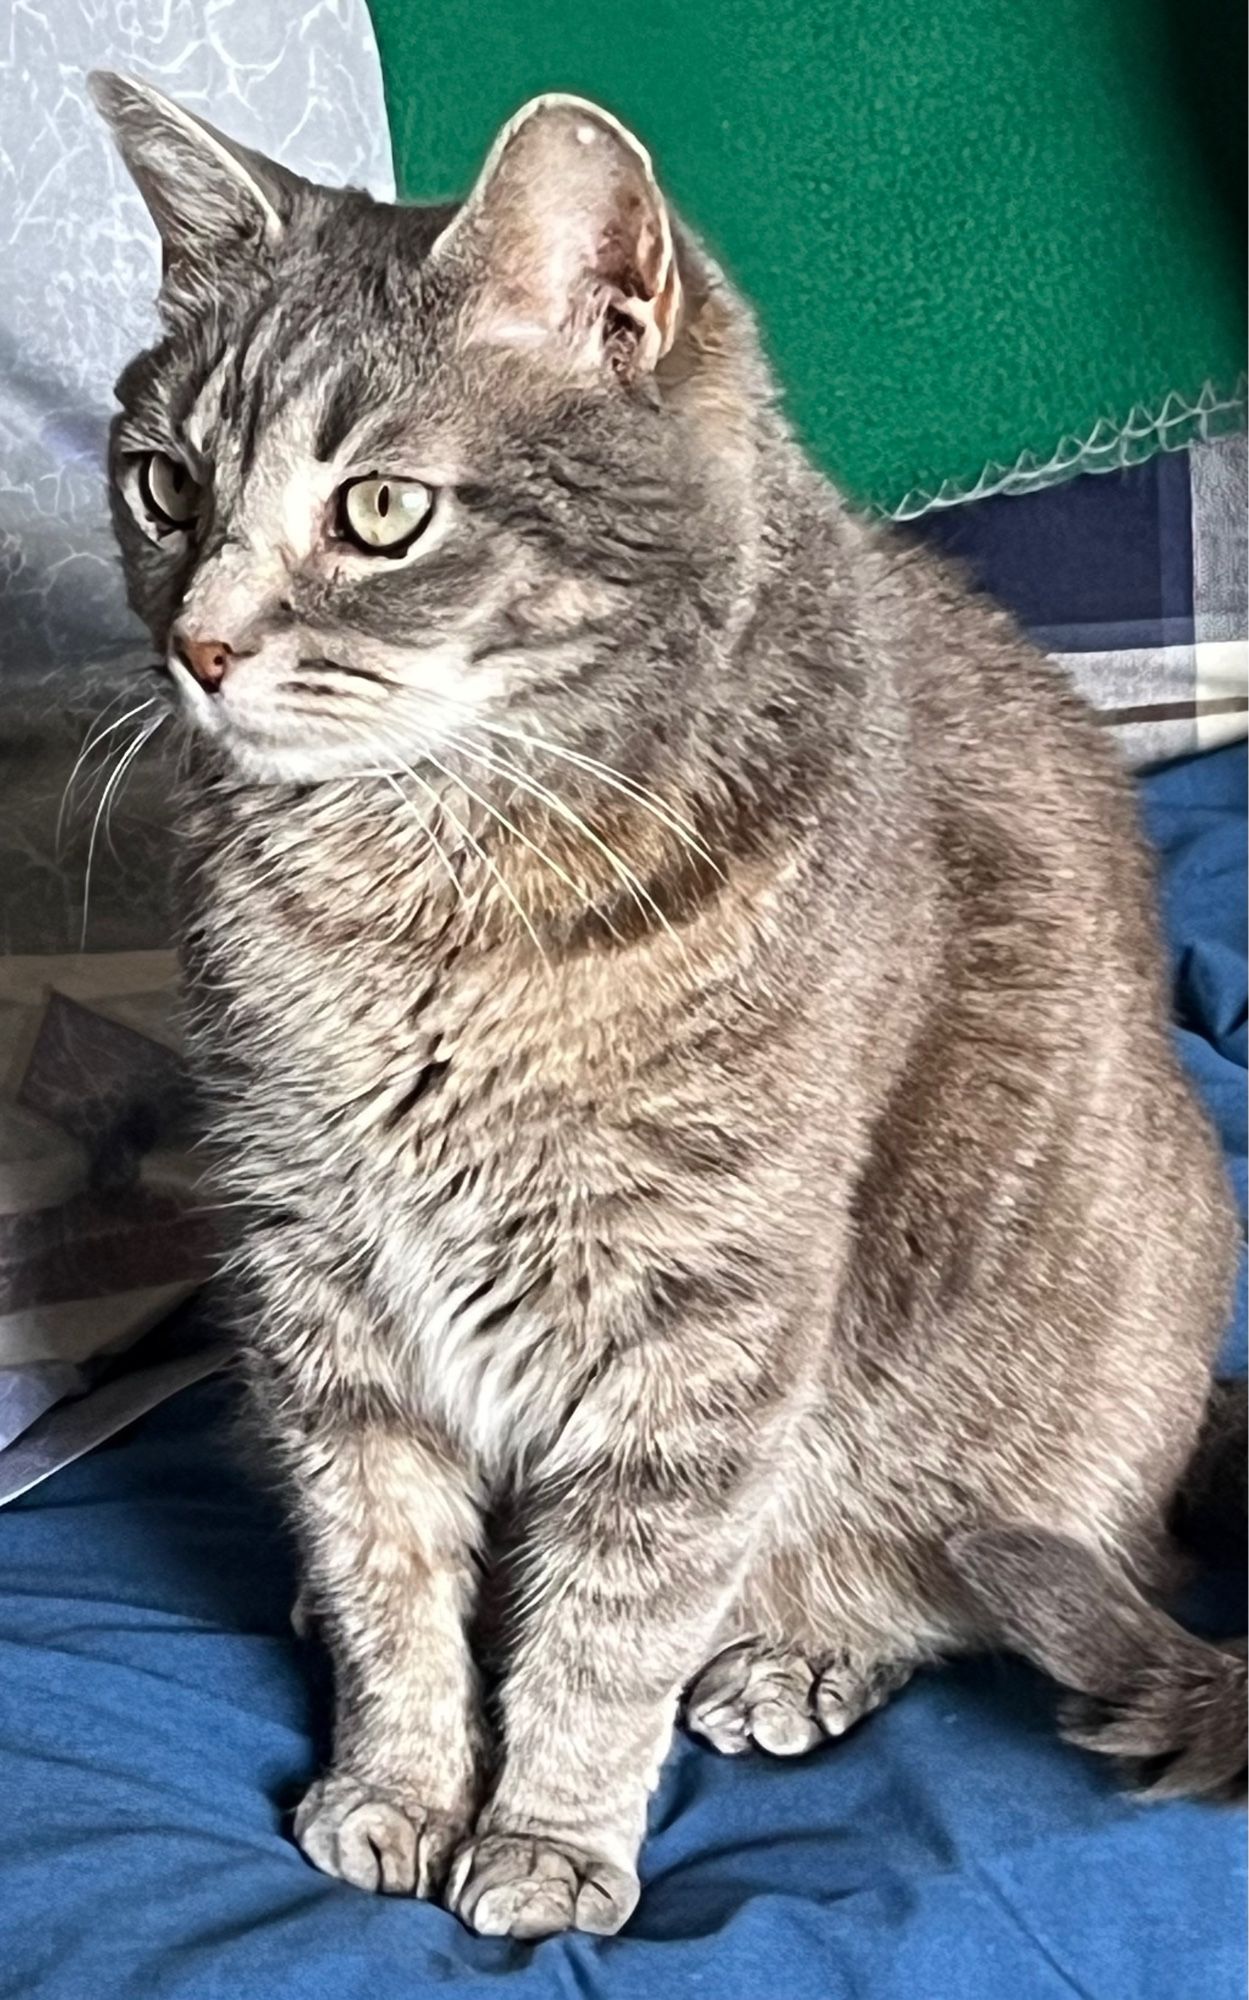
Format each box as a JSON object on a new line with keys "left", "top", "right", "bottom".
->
{"left": 139, "top": 451, "right": 200, "bottom": 529}
{"left": 338, "top": 475, "right": 434, "bottom": 556}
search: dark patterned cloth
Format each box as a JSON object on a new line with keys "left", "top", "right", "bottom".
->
{"left": 0, "top": 952, "right": 224, "bottom": 1500}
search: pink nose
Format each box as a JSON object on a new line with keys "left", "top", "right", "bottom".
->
{"left": 174, "top": 629, "right": 234, "bottom": 693}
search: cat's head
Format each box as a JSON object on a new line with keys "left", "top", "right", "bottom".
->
{"left": 92, "top": 74, "right": 769, "bottom": 786}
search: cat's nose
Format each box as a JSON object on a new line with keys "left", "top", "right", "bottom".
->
{"left": 173, "top": 628, "right": 235, "bottom": 694}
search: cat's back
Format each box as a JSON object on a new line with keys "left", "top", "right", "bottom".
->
{"left": 842, "top": 513, "right": 1165, "bottom": 998}
{"left": 821, "top": 511, "right": 1234, "bottom": 1499}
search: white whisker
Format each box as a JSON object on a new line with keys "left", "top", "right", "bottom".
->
{"left": 380, "top": 757, "right": 549, "bottom": 962}
{"left": 79, "top": 715, "right": 165, "bottom": 949}
{"left": 56, "top": 696, "right": 157, "bottom": 856}
{"left": 468, "top": 717, "right": 722, "bottom": 874}
{"left": 102, "top": 715, "right": 161, "bottom": 868}
{"left": 445, "top": 732, "right": 682, "bottom": 948}
{"left": 370, "top": 769, "right": 465, "bottom": 916}
{"left": 417, "top": 744, "right": 615, "bottom": 945}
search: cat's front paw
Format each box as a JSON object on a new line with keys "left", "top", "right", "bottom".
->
{"left": 294, "top": 1772, "right": 466, "bottom": 1898}
{"left": 446, "top": 1827, "right": 640, "bottom": 1938}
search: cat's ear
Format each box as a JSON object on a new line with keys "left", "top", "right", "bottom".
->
{"left": 89, "top": 71, "right": 310, "bottom": 273}
{"left": 436, "top": 95, "right": 683, "bottom": 381}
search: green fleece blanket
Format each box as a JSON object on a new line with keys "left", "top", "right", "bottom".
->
{"left": 365, "top": 0, "right": 1246, "bottom": 513}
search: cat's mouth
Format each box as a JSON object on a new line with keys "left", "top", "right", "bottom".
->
{"left": 161, "top": 626, "right": 502, "bottom": 785}
{"left": 159, "top": 651, "right": 355, "bottom": 775}
{"left": 205, "top": 720, "right": 400, "bottom": 786}
{"left": 293, "top": 657, "right": 393, "bottom": 688}
{"left": 160, "top": 646, "right": 464, "bottom": 787}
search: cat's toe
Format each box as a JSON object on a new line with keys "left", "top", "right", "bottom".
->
{"left": 813, "top": 1651, "right": 914, "bottom": 1737}
{"left": 447, "top": 1829, "right": 639, "bottom": 1939}
{"left": 294, "top": 1773, "right": 463, "bottom": 1898}
{"left": 684, "top": 1640, "right": 823, "bottom": 1756}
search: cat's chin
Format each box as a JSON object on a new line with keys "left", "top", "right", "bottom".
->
{"left": 234, "top": 744, "right": 394, "bottom": 788}
{"left": 188, "top": 719, "right": 403, "bottom": 788}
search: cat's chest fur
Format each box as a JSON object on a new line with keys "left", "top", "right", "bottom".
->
{"left": 189, "top": 808, "right": 675, "bottom": 1473}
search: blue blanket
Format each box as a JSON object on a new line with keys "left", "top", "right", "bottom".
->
{"left": 1, "top": 745, "right": 1244, "bottom": 2000}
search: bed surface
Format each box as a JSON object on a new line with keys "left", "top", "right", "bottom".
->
{"left": 1, "top": 745, "right": 1245, "bottom": 2000}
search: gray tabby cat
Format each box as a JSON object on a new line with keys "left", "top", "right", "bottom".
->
{"left": 93, "top": 73, "right": 1245, "bottom": 1939}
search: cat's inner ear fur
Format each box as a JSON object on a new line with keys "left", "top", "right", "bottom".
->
{"left": 89, "top": 70, "right": 309, "bottom": 275}
{"left": 438, "top": 95, "right": 683, "bottom": 382}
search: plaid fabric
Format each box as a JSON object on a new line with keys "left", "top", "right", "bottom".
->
{"left": 918, "top": 433, "right": 1248, "bottom": 767}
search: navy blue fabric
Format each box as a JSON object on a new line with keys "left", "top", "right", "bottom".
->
{"left": 917, "top": 453, "right": 1198, "bottom": 655}
{"left": 0, "top": 746, "right": 1244, "bottom": 2000}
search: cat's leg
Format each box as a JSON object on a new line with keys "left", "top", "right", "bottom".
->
{"left": 683, "top": 1501, "right": 947, "bottom": 1755}
{"left": 288, "top": 1412, "right": 487, "bottom": 1896}
{"left": 445, "top": 1322, "right": 799, "bottom": 1939}
{"left": 289, "top": 1417, "right": 486, "bottom": 1897}
{"left": 447, "top": 1474, "right": 749, "bottom": 1939}
{"left": 245, "top": 1241, "right": 487, "bottom": 1898}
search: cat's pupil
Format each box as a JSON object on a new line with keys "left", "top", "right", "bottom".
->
{"left": 377, "top": 483, "right": 390, "bottom": 518}
{"left": 170, "top": 463, "right": 185, "bottom": 492}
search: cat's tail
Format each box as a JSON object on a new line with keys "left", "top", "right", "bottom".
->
{"left": 949, "top": 1503, "right": 1246, "bottom": 1804}
{"left": 1171, "top": 1376, "right": 1247, "bottom": 1566}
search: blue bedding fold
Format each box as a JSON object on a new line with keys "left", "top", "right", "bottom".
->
{"left": 0, "top": 745, "right": 1244, "bottom": 2000}
{"left": 1140, "top": 743, "right": 1248, "bottom": 1374}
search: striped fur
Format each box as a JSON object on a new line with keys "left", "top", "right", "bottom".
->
{"left": 94, "top": 77, "right": 1241, "bottom": 1938}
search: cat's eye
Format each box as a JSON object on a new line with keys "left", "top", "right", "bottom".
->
{"left": 337, "top": 475, "right": 435, "bottom": 557}
{"left": 138, "top": 451, "right": 201, "bottom": 530}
